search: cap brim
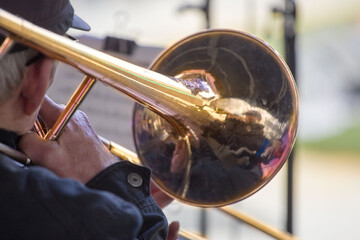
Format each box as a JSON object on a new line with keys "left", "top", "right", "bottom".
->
{"left": 71, "top": 14, "right": 91, "bottom": 31}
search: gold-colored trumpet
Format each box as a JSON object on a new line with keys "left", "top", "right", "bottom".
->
{"left": 0, "top": 8, "right": 298, "bottom": 239}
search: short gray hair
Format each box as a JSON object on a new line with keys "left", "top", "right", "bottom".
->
{"left": 0, "top": 49, "right": 36, "bottom": 103}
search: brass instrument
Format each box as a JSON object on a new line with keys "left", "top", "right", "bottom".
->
{"left": 0, "top": 8, "right": 298, "bottom": 239}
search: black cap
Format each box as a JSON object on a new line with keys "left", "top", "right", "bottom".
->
{"left": 0, "top": 0, "right": 91, "bottom": 52}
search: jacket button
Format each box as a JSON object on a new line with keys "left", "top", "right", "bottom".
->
{"left": 127, "top": 173, "right": 143, "bottom": 187}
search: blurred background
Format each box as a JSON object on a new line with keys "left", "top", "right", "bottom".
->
{"left": 47, "top": 0, "right": 360, "bottom": 239}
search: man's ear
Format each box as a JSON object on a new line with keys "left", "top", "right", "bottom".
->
{"left": 20, "top": 58, "right": 55, "bottom": 115}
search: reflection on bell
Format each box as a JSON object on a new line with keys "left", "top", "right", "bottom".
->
{"left": 133, "top": 30, "right": 298, "bottom": 207}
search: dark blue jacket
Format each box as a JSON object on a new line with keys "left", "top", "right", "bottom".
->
{"left": 0, "top": 129, "right": 168, "bottom": 239}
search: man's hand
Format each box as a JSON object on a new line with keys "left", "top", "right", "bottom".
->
{"left": 150, "top": 180, "right": 174, "bottom": 209}
{"left": 18, "top": 96, "right": 118, "bottom": 183}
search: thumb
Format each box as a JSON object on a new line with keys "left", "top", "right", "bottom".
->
{"left": 167, "top": 221, "right": 180, "bottom": 240}
{"left": 18, "top": 131, "right": 56, "bottom": 166}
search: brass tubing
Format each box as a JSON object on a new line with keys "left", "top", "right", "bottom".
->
{"left": 99, "top": 136, "right": 140, "bottom": 165}
{"left": 34, "top": 117, "right": 47, "bottom": 138}
{"left": 219, "top": 206, "right": 297, "bottom": 240}
{"left": 178, "top": 229, "right": 207, "bottom": 240}
{"left": 0, "top": 36, "right": 15, "bottom": 58}
{"left": 45, "top": 76, "right": 95, "bottom": 140}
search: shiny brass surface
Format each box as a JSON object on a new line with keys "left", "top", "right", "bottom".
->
{"left": 133, "top": 31, "right": 298, "bottom": 207}
{"left": 0, "top": 9, "right": 298, "bottom": 208}
{"left": 178, "top": 230, "right": 207, "bottom": 240}
{"left": 220, "top": 206, "right": 297, "bottom": 240}
{"left": 45, "top": 76, "right": 95, "bottom": 140}
{"left": 0, "top": 36, "right": 14, "bottom": 59}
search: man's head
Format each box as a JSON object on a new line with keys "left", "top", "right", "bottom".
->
{"left": 0, "top": 0, "right": 90, "bottom": 134}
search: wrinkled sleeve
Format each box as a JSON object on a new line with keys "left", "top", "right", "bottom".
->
{"left": 86, "top": 161, "right": 168, "bottom": 240}
{"left": 0, "top": 157, "right": 168, "bottom": 240}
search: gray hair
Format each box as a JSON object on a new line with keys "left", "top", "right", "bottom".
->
{"left": 0, "top": 49, "right": 37, "bottom": 103}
